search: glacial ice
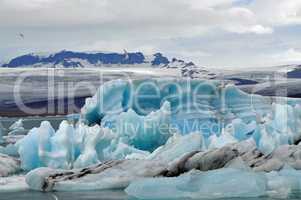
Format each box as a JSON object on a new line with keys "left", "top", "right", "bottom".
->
{"left": 14, "top": 79, "right": 301, "bottom": 171}
{"left": 8, "top": 119, "right": 26, "bottom": 136}
{"left": 26, "top": 160, "right": 167, "bottom": 192}
{"left": 16, "top": 121, "right": 55, "bottom": 170}
{"left": 147, "top": 132, "right": 204, "bottom": 162}
{"left": 4, "top": 78, "right": 301, "bottom": 198}
{"left": 208, "top": 125, "right": 238, "bottom": 149}
{"left": 0, "top": 175, "right": 28, "bottom": 192}
{"left": 0, "top": 144, "right": 19, "bottom": 157}
{"left": 73, "top": 124, "right": 103, "bottom": 168}
{"left": 126, "top": 166, "right": 301, "bottom": 199}
{"left": 125, "top": 169, "right": 267, "bottom": 199}
{"left": 16, "top": 95, "right": 176, "bottom": 170}
{"left": 0, "top": 121, "right": 4, "bottom": 142}
{"left": 102, "top": 101, "right": 172, "bottom": 151}
{"left": 23, "top": 139, "right": 301, "bottom": 198}
{"left": 0, "top": 153, "right": 20, "bottom": 177}
{"left": 0, "top": 120, "right": 23, "bottom": 156}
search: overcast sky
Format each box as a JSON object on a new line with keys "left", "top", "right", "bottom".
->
{"left": 1, "top": 0, "right": 301, "bottom": 68}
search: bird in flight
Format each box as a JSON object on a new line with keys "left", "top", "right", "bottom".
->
{"left": 19, "top": 33, "right": 25, "bottom": 39}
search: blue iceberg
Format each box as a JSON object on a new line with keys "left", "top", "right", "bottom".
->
{"left": 3, "top": 78, "right": 301, "bottom": 199}
{"left": 15, "top": 79, "right": 301, "bottom": 171}
{"left": 125, "top": 169, "right": 267, "bottom": 199}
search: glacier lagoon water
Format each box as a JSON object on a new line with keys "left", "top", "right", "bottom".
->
{"left": 2, "top": 190, "right": 301, "bottom": 200}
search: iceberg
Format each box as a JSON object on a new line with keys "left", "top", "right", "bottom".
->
{"left": 208, "top": 124, "right": 237, "bottom": 149}
{"left": 73, "top": 124, "right": 103, "bottom": 168}
{"left": 0, "top": 176, "right": 28, "bottom": 192}
{"left": 0, "top": 144, "right": 19, "bottom": 157}
{"left": 125, "top": 169, "right": 267, "bottom": 199}
{"left": 23, "top": 140, "right": 301, "bottom": 193}
{"left": 232, "top": 118, "right": 257, "bottom": 141}
{"left": 5, "top": 78, "right": 301, "bottom": 199}
{"left": 8, "top": 119, "right": 26, "bottom": 136}
{"left": 16, "top": 121, "right": 55, "bottom": 170}
{"left": 82, "top": 79, "right": 301, "bottom": 148}
{"left": 26, "top": 160, "right": 167, "bottom": 192}
{"left": 0, "top": 153, "right": 20, "bottom": 177}
{"left": 9, "top": 119, "right": 23, "bottom": 132}
{"left": 126, "top": 165, "right": 301, "bottom": 200}
{"left": 0, "top": 120, "right": 24, "bottom": 156}
{"left": 44, "top": 121, "right": 75, "bottom": 169}
{"left": 15, "top": 79, "right": 301, "bottom": 171}
{"left": 266, "top": 166, "right": 301, "bottom": 198}
{"left": 0, "top": 121, "right": 4, "bottom": 143}
{"left": 102, "top": 101, "right": 172, "bottom": 152}
{"left": 147, "top": 132, "right": 205, "bottom": 163}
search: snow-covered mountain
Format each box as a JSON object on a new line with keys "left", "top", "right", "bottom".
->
{"left": 282, "top": 64, "right": 301, "bottom": 78}
{"left": 1, "top": 50, "right": 216, "bottom": 79}
{"left": 1, "top": 50, "right": 181, "bottom": 68}
{"left": 2, "top": 50, "right": 162, "bottom": 68}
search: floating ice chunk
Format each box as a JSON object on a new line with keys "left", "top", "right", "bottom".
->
{"left": 272, "top": 103, "right": 295, "bottom": 133}
{"left": 0, "top": 122, "right": 4, "bottom": 143}
{"left": 18, "top": 119, "right": 152, "bottom": 170}
{"left": 125, "top": 168, "right": 267, "bottom": 199}
{"left": 0, "top": 144, "right": 19, "bottom": 157}
{"left": 208, "top": 124, "right": 237, "bottom": 149}
{"left": 107, "top": 141, "right": 150, "bottom": 161}
{"left": 82, "top": 79, "right": 129, "bottom": 125}
{"left": 26, "top": 167, "right": 65, "bottom": 191}
{"left": 8, "top": 119, "right": 26, "bottom": 136}
{"left": 183, "top": 146, "right": 238, "bottom": 172}
{"left": 9, "top": 119, "right": 23, "bottom": 131}
{"left": 16, "top": 79, "right": 301, "bottom": 173}
{"left": 258, "top": 128, "right": 277, "bottom": 155}
{"left": 225, "top": 157, "right": 252, "bottom": 171}
{"left": 66, "top": 113, "right": 81, "bottom": 121}
{"left": 277, "top": 165, "right": 301, "bottom": 190}
{"left": 125, "top": 152, "right": 149, "bottom": 160}
{"left": 147, "top": 132, "right": 204, "bottom": 163}
{"left": 17, "top": 128, "right": 41, "bottom": 170}
{"left": 44, "top": 121, "right": 75, "bottom": 169}
{"left": 81, "top": 79, "right": 301, "bottom": 153}
{"left": 26, "top": 160, "right": 167, "bottom": 192}
{"left": 0, "top": 175, "right": 28, "bottom": 192}
{"left": 266, "top": 170, "right": 300, "bottom": 198}
{"left": 0, "top": 153, "right": 20, "bottom": 177}
{"left": 232, "top": 118, "right": 257, "bottom": 141}
{"left": 104, "top": 101, "right": 172, "bottom": 152}
{"left": 16, "top": 121, "right": 55, "bottom": 170}
{"left": 73, "top": 124, "right": 102, "bottom": 168}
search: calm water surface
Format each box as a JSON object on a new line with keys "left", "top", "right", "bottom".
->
{"left": 1, "top": 191, "right": 301, "bottom": 200}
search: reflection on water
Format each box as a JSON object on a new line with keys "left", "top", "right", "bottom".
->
{"left": 2, "top": 190, "right": 301, "bottom": 200}
{"left": 1, "top": 190, "right": 128, "bottom": 200}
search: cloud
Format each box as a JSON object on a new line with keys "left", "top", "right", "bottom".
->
{"left": 1, "top": 0, "right": 301, "bottom": 68}
{"left": 248, "top": 0, "right": 301, "bottom": 26}
{"left": 248, "top": 25, "right": 273, "bottom": 34}
{"left": 271, "top": 48, "right": 301, "bottom": 64}
{"left": 75, "top": 39, "right": 158, "bottom": 55}
{"left": 0, "top": 0, "right": 271, "bottom": 36}
{"left": 226, "top": 24, "right": 273, "bottom": 34}
{"left": 222, "top": 7, "right": 273, "bottom": 34}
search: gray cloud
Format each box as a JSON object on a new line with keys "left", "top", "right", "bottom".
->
{"left": 1, "top": 0, "right": 301, "bottom": 67}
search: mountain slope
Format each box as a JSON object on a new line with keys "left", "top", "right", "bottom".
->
{"left": 2, "top": 50, "right": 215, "bottom": 79}
{"left": 2, "top": 50, "right": 168, "bottom": 68}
